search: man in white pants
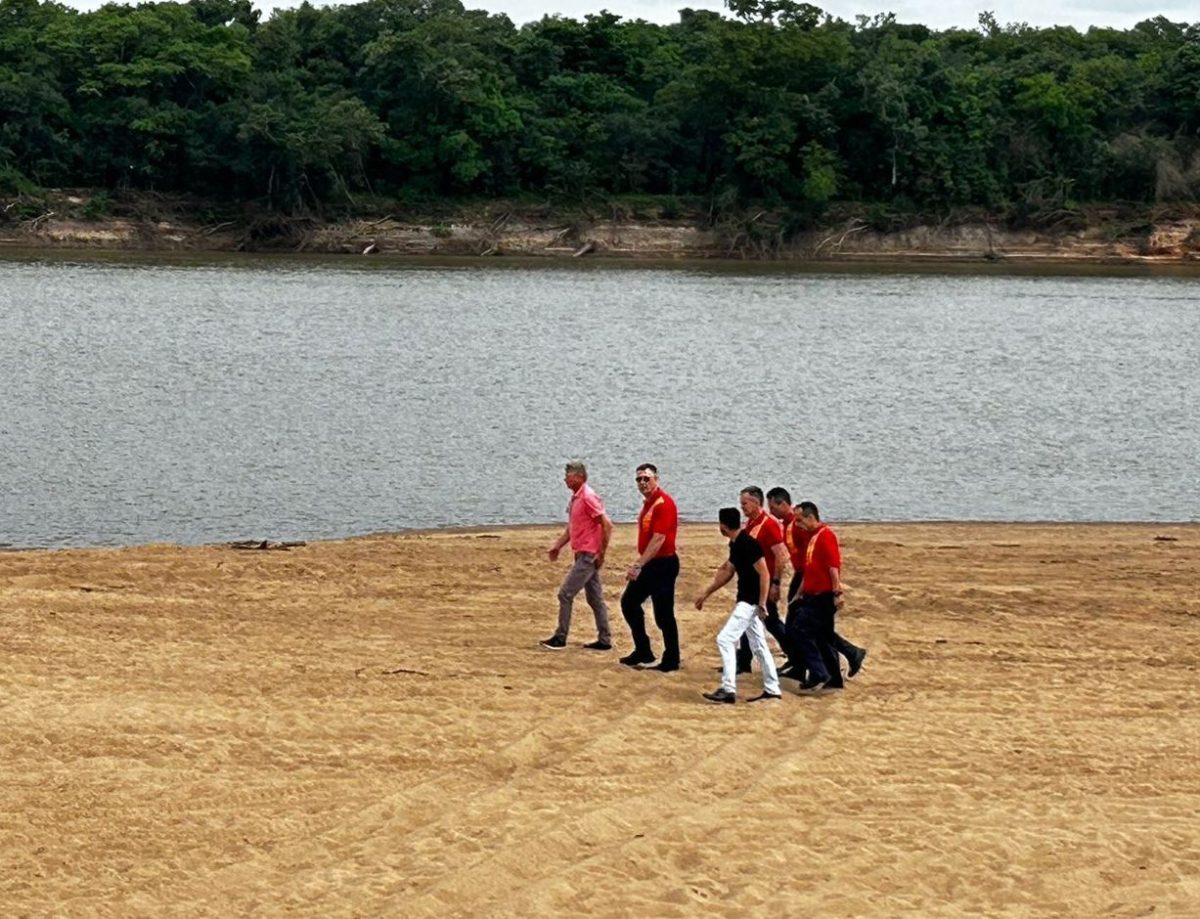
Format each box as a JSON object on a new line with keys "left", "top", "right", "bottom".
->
{"left": 695, "top": 507, "right": 781, "bottom": 704}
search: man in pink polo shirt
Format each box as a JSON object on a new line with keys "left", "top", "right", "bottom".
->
{"left": 541, "top": 461, "right": 614, "bottom": 651}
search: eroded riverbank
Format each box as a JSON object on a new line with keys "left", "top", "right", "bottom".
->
{"left": 4, "top": 196, "right": 1200, "bottom": 263}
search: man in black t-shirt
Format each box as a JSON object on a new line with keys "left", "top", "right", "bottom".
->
{"left": 694, "top": 507, "right": 782, "bottom": 704}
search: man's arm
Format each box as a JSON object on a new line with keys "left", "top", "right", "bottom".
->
{"left": 547, "top": 523, "right": 571, "bottom": 561}
{"left": 596, "top": 514, "right": 613, "bottom": 568}
{"left": 769, "top": 542, "right": 788, "bottom": 602}
{"left": 627, "top": 533, "right": 666, "bottom": 581}
{"left": 753, "top": 557, "right": 770, "bottom": 616}
{"left": 695, "top": 561, "right": 734, "bottom": 609}
{"left": 822, "top": 529, "right": 844, "bottom": 608}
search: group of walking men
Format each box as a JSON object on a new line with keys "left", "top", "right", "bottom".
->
{"left": 541, "top": 461, "right": 866, "bottom": 703}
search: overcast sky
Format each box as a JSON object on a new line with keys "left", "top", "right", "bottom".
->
{"left": 58, "top": 0, "right": 1192, "bottom": 32}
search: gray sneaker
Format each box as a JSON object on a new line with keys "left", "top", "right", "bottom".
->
{"left": 539, "top": 635, "right": 567, "bottom": 650}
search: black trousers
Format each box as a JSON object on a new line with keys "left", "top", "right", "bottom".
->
{"left": 621, "top": 555, "right": 680, "bottom": 666}
{"left": 785, "top": 591, "right": 843, "bottom": 687}
{"left": 781, "top": 573, "right": 861, "bottom": 670}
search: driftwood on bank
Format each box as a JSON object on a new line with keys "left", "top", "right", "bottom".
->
{"left": 544, "top": 225, "right": 573, "bottom": 247}
{"left": 200, "top": 220, "right": 236, "bottom": 237}
{"left": 229, "top": 539, "right": 308, "bottom": 551}
{"left": 24, "top": 211, "right": 56, "bottom": 230}
{"left": 814, "top": 218, "right": 869, "bottom": 255}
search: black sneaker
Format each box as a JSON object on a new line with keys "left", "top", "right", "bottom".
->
{"left": 583, "top": 640, "right": 612, "bottom": 651}
{"left": 620, "top": 651, "right": 655, "bottom": 667}
{"left": 747, "top": 691, "right": 782, "bottom": 702}
{"left": 702, "top": 688, "right": 736, "bottom": 704}
{"left": 847, "top": 647, "right": 868, "bottom": 677}
{"left": 539, "top": 635, "right": 567, "bottom": 650}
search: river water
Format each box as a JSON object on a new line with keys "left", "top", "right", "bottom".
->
{"left": 2, "top": 253, "right": 1197, "bottom": 547}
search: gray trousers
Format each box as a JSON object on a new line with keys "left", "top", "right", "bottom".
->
{"left": 556, "top": 552, "right": 611, "bottom": 643}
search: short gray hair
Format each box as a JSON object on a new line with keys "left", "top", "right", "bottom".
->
{"left": 564, "top": 460, "right": 587, "bottom": 477}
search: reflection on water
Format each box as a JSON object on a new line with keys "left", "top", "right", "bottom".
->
{"left": 1, "top": 253, "right": 1198, "bottom": 547}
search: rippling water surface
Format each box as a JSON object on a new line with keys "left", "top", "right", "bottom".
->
{"left": 2, "top": 254, "right": 1197, "bottom": 547}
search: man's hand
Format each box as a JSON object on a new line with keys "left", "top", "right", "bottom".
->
{"left": 547, "top": 546, "right": 560, "bottom": 562}
{"left": 626, "top": 563, "right": 642, "bottom": 582}
{"left": 594, "top": 553, "right": 605, "bottom": 569}
{"left": 834, "top": 594, "right": 845, "bottom": 610}
{"left": 694, "top": 593, "right": 706, "bottom": 611}
{"left": 756, "top": 604, "right": 768, "bottom": 621}
{"left": 768, "top": 583, "right": 780, "bottom": 603}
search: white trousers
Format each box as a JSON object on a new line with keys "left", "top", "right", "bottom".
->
{"left": 717, "top": 601, "right": 780, "bottom": 695}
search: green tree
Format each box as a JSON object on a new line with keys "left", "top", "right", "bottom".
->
{"left": 0, "top": 0, "right": 76, "bottom": 189}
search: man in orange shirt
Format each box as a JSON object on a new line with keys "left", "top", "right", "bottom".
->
{"left": 620, "top": 463, "right": 681, "bottom": 672}
{"left": 768, "top": 488, "right": 866, "bottom": 680}
{"left": 786, "top": 501, "right": 855, "bottom": 691}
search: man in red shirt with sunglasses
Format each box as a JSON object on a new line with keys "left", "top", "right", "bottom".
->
{"left": 620, "top": 463, "right": 681, "bottom": 672}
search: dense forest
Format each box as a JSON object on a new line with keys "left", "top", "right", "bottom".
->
{"left": 2, "top": 0, "right": 1198, "bottom": 221}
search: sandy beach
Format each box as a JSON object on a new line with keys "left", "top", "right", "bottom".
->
{"left": 3, "top": 522, "right": 1198, "bottom": 916}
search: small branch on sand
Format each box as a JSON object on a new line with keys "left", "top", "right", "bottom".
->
{"left": 380, "top": 667, "right": 430, "bottom": 676}
{"left": 572, "top": 240, "right": 595, "bottom": 257}
{"left": 229, "top": 540, "right": 308, "bottom": 551}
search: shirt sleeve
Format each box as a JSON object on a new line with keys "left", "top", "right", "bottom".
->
{"left": 648, "top": 498, "right": 676, "bottom": 536}
{"left": 582, "top": 490, "right": 605, "bottom": 520}
{"left": 818, "top": 529, "right": 841, "bottom": 571}
{"left": 762, "top": 518, "right": 784, "bottom": 549}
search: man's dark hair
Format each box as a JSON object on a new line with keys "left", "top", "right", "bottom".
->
{"left": 739, "top": 485, "right": 765, "bottom": 504}
{"left": 797, "top": 501, "right": 820, "bottom": 520}
{"left": 766, "top": 486, "right": 791, "bottom": 505}
{"left": 636, "top": 463, "right": 658, "bottom": 475}
{"left": 718, "top": 507, "right": 741, "bottom": 530}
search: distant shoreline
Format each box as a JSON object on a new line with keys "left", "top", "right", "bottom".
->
{"left": 3, "top": 195, "right": 1200, "bottom": 264}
